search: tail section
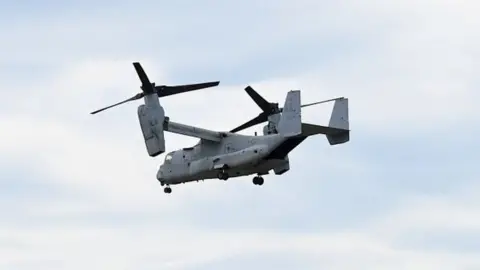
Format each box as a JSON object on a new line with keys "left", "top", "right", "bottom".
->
{"left": 277, "top": 90, "right": 302, "bottom": 137}
{"left": 300, "top": 98, "right": 350, "bottom": 145}
{"left": 327, "top": 98, "right": 349, "bottom": 145}
{"left": 328, "top": 98, "right": 349, "bottom": 130}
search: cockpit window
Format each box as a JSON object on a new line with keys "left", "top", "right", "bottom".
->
{"left": 165, "top": 153, "right": 173, "bottom": 163}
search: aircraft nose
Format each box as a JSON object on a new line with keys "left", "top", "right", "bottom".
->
{"left": 156, "top": 168, "right": 163, "bottom": 180}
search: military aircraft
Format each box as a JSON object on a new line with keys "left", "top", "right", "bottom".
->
{"left": 91, "top": 62, "right": 350, "bottom": 194}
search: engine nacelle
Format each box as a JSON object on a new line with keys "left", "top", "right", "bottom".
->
{"left": 138, "top": 104, "right": 166, "bottom": 157}
{"left": 263, "top": 114, "right": 280, "bottom": 135}
{"left": 263, "top": 123, "right": 278, "bottom": 135}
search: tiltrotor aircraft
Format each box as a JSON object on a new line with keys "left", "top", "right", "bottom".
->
{"left": 91, "top": 62, "right": 350, "bottom": 194}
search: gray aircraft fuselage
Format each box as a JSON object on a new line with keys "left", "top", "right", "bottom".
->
{"left": 157, "top": 132, "right": 295, "bottom": 185}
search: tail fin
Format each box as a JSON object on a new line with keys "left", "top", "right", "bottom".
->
{"left": 326, "top": 98, "right": 349, "bottom": 145}
{"left": 300, "top": 98, "right": 350, "bottom": 145}
{"left": 277, "top": 90, "right": 302, "bottom": 137}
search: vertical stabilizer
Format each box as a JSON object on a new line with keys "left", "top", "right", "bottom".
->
{"left": 327, "top": 98, "right": 349, "bottom": 145}
{"left": 278, "top": 90, "right": 302, "bottom": 137}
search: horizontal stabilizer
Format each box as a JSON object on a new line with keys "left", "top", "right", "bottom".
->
{"left": 302, "top": 123, "right": 346, "bottom": 136}
{"left": 301, "top": 123, "right": 349, "bottom": 145}
{"left": 302, "top": 123, "right": 348, "bottom": 136}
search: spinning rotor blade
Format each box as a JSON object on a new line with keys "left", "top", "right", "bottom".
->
{"left": 245, "top": 86, "right": 274, "bottom": 113}
{"left": 90, "top": 61, "right": 220, "bottom": 115}
{"left": 229, "top": 86, "right": 278, "bottom": 133}
{"left": 230, "top": 113, "right": 268, "bottom": 133}
{"left": 229, "top": 86, "right": 275, "bottom": 133}
{"left": 90, "top": 93, "right": 144, "bottom": 114}
{"left": 90, "top": 62, "right": 151, "bottom": 115}
{"left": 156, "top": 81, "right": 220, "bottom": 97}
{"left": 133, "top": 62, "right": 155, "bottom": 94}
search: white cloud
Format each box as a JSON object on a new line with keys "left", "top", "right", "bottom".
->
{"left": 368, "top": 181, "right": 480, "bottom": 237}
{"left": 2, "top": 217, "right": 480, "bottom": 270}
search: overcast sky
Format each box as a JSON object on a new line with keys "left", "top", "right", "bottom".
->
{"left": 1, "top": 1, "right": 479, "bottom": 269}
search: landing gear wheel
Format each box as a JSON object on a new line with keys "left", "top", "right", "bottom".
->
{"left": 253, "top": 176, "right": 264, "bottom": 185}
{"left": 164, "top": 186, "right": 172, "bottom": 193}
{"left": 217, "top": 171, "right": 229, "bottom": 180}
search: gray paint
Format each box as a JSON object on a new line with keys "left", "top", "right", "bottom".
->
{"left": 144, "top": 91, "right": 350, "bottom": 193}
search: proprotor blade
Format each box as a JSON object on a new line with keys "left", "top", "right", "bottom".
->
{"left": 230, "top": 112, "right": 268, "bottom": 133}
{"left": 245, "top": 86, "right": 274, "bottom": 113}
{"left": 156, "top": 81, "right": 220, "bottom": 97}
{"left": 133, "top": 62, "right": 155, "bottom": 94}
{"left": 229, "top": 86, "right": 280, "bottom": 133}
{"left": 90, "top": 92, "right": 144, "bottom": 114}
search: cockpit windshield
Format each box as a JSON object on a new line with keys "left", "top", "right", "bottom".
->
{"left": 164, "top": 152, "right": 173, "bottom": 163}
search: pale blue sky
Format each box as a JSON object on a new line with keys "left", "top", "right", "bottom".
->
{"left": 1, "top": 1, "right": 479, "bottom": 269}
